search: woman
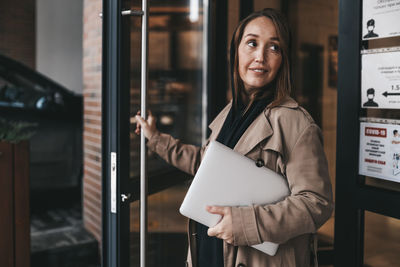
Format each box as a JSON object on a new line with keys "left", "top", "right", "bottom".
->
{"left": 136, "top": 8, "right": 333, "bottom": 267}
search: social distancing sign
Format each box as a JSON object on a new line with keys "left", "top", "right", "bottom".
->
{"left": 361, "top": 50, "right": 400, "bottom": 109}
{"left": 362, "top": 0, "right": 400, "bottom": 40}
{"left": 359, "top": 119, "right": 400, "bottom": 182}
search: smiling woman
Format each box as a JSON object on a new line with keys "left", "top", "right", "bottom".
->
{"left": 230, "top": 9, "right": 291, "bottom": 114}
{"left": 136, "top": 8, "right": 333, "bottom": 267}
{"left": 238, "top": 17, "right": 282, "bottom": 98}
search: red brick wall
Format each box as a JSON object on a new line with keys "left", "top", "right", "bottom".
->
{"left": 83, "top": 0, "right": 102, "bottom": 243}
{"left": 0, "top": 0, "right": 35, "bottom": 68}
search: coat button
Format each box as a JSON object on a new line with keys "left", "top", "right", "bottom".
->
{"left": 237, "top": 263, "right": 246, "bottom": 267}
{"left": 255, "top": 158, "right": 264, "bottom": 167}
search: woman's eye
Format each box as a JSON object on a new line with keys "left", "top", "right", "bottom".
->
{"left": 247, "top": 40, "right": 257, "bottom": 47}
{"left": 269, "top": 44, "right": 281, "bottom": 53}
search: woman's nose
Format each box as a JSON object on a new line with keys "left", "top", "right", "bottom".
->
{"left": 254, "top": 48, "right": 266, "bottom": 63}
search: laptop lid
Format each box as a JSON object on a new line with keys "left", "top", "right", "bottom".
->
{"left": 179, "top": 141, "right": 290, "bottom": 256}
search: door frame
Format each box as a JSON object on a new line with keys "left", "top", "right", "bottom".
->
{"left": 335, "top": 0, "right": 400, "bottom": 266}
{"left": 102, "top": 0, "right": 123, "bottom": 266}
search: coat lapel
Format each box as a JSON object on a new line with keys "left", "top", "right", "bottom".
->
{"left": 208, "top": 102, "right": 232, "bottom": 141}
{"left": 233, "top": 97, "right": 299, "bottom": 155}
{"left": 233, "top": 110, "right": 273, "bottom": 155}
{"left": 208, "top": 97, "right": 298, "bottom": 156}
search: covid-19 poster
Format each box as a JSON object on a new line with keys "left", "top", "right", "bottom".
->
{"left": 362, "top": 0, "right": 400, "bottom": 40}
{"left": 361, "top": 49, "right": 400, "bottom": 109}
{"left": 359, "top": 119, "right": 400, "bottom": 183}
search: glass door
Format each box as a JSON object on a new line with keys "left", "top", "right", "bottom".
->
{"left": 127, "top": 1, "right": 207, "bottom": 266}
{"left": 103, "top": 0, "right": 209, "bottom": 266}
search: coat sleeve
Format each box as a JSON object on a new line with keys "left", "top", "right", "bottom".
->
{"left": 146, "top": 131, "right": 207, "bottom": 176}
{"left": 231, "top": 124, "right": 334, "bottom": 246}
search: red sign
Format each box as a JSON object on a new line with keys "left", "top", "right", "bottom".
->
{"left": 365, "top": 127, "right": 387, "bottom": 138}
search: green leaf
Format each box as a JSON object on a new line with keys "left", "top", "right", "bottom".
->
{"left": 0, "top": 117, "right": 37, "bottom": 143}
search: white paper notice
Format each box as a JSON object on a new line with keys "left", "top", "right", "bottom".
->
{"left": 361, "top": 50, "right": 400, "bottom": 109}
{"left": 359, "top": 120, "right": 400, "bottom": 183}
{"left": 362, "top": 0, "right": 400, "bottom": 40}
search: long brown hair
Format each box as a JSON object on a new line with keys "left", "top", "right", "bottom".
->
{"left": 230, "top": 8, "right": 292, "bottom": 110}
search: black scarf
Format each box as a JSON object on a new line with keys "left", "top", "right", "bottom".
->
{"left": 216, "top": 96, "right": 273, "bottom": 149}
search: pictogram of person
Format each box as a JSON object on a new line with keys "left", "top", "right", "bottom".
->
{"left": 391, "top": 130, "right": 400, "bottom": 176}
{"left": 392, "top": 130, "right": 400, "bottom": 144}
{"left": 363, "top": 19, "right": 379, "bottom": 39}
{"left": 363, "top": 88, "right": 379, "bottom": 107}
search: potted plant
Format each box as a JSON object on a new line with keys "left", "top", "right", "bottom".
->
{"left": 0, "top": 117, "right": 36, "bottom": 267}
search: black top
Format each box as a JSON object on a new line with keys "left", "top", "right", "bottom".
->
{"left": 196, "top": 95, "right": 273, "bottom": 267}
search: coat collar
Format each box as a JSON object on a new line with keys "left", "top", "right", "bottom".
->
{"left": 208, "top": 97, "right": 298, "bottom": 155}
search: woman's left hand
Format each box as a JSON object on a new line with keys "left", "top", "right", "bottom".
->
{"left": 206, "top": 206, "right": 234, "bottom": 244}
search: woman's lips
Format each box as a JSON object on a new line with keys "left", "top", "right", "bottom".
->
{"left": 249, "top": 68, "right": 268, "bottom": 73}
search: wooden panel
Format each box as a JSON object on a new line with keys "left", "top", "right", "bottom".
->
{"left": 0, "top": 142, "right": 14, "bottom": 267}
{"left": 13, "top": 141, "right": 30, "bottom": 267}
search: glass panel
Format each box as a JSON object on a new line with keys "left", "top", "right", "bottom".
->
{"left": 359, "top": 32, "right": 400, "bottom": 190}
{"left": 129, "top": 185, "right": 188, "bottom": 266}
{"left": 126, "top": 1, "right": 205, "bottom": 266}
{"left": 284, "top": 0, "right": 339, "bottom": 249}
{"left": 364, "top": 211, "right": 400, "bottom": 266}
{"left": 129, "top": 0, "right": 204, "bottom": 179}
{"left": 1, "top": 1, "right": 87, "bottom": 265}
{"left": 0, "top": 63, "right": 62, "bottom": 110}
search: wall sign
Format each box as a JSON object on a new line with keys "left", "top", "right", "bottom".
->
{"left": 361, "top": 49, "right": 400, "bottom": 109}
{"left": 362, "top": 0, "right": 400, "bottom": 40}
{"left": 359, "top": 119, "right": 400, "bottom": 183}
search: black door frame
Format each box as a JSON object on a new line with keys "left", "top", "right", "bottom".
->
{"left": 102, "top": 0, "right": 122, "bottom": 266}
{"left": 335, "top": 0, "right": 400, "bottom": 266}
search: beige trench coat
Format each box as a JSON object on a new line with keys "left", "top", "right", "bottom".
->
{"left": 147, "top": 97, "right": 334, "bottom": 267}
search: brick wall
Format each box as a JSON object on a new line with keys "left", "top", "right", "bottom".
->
{"left": 82, "top": 0, "right": 102, "bottom": 243}
{"left": 0, "top": 0, "right": 35, "bottom": 68}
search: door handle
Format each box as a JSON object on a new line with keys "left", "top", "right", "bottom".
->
{"left": 98, "top": 10, "right": 144, "bottom": 18}
{"left": 121, "top": 10, "right": 144, "bottom": 16}
{"left": 139, "top": 1, "right": 149, "bottom": 267}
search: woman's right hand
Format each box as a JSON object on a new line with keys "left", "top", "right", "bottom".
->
{"left": 135, "top": 111, "right": 158, "bottom": 140}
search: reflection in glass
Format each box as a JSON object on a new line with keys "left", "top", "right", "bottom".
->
{"left": 127, "top": 1, "right": 204, "bottom": 266}
{"left": 129, "top": 1, "right": 204, "bottom": 179}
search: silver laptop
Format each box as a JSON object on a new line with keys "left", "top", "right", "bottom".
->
{"left": 179, "top": 141, "right": 290, "bottom": 256}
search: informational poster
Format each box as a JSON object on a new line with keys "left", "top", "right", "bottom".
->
{"left": 361, "top": 49, "right": 400, "bottom": 109}
{"left": 362, "top": 0, "right": 400, "bottom": 40}
{"left": 359, "top": 119, "right": 400, "bottom": 183}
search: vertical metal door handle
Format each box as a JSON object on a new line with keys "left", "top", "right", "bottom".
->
{"left": 140, "top": 1, "right": 149, "bottom": 267}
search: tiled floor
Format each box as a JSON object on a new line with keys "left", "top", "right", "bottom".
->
{"left": 30, "top": 204, "right": 99, "bottom": 267}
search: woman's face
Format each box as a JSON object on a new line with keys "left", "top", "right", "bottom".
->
{"left": 238, "top": 17, "right": 282, "bottom": 92}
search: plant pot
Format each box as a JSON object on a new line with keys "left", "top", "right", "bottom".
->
{"left": 0, "top": 141, "right": 30, "bottom": 267}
